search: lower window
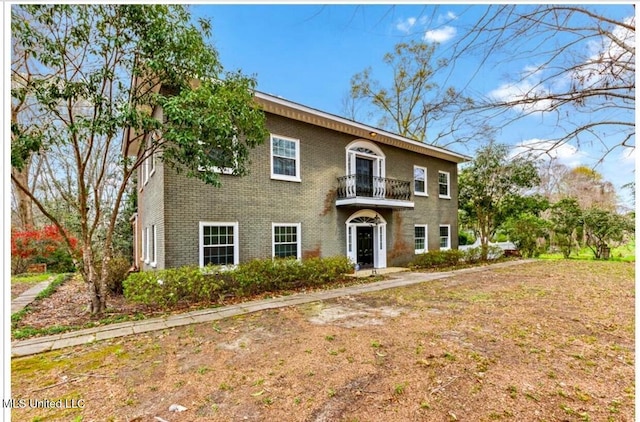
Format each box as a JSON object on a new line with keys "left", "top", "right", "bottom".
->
{"left": 415, "top": 225, "right": 427, "bottom": 254}
{"left": 200, "top": 222, "right": 239, "bottom": 266}
{"left": 439, "top": 225, "right": 451, "bottom": 250}
{"left": 273, "top": 223, "right": 301, "bottom": 259}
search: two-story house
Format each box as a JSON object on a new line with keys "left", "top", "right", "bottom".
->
{"left": 127, "top": 91, "right": 469, "bottom": 271}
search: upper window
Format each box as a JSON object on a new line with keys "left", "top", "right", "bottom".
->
{"left": 439, "top": 225, "right": 451, "bottom": 250}
{"left": 202, "top": 136, "right": 238, "bottom": 175}
{"left": 414, "top": 166, "right": 427, "bottom": 196}
{"left": 199, "top": 222, "right": 239, "bottom": 267}
{"left": 415, "top": 225, "right": 427, "bottom": 254}
{"left": 149, "top": 131, "right": 158, "bottom": 176}
{"left": 438, "top": 171, "right": 450, "bottom": 199}
{"left": 273, "top": 223, "right": 301, "bottom": 259}
{"left": 271, "top": 135, "right": 301, "bottom": 182}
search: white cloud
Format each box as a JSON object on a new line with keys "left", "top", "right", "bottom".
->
{"left": 488, "top": 68, "right": 555, "bottom": 114}
{"left": 423, "top": 26, "right": 456, "bottom": 43}
{"left": 512, "top": 138, "right": 587, "bottom": 168}
{"left": 396, "top": 17, "right": 417, "bottom": 33}
{"left": 579, "top": 15, "right": 635, "bottom": 88}
{"left": 396, "top": 16, "right": 429, "bottom": 34}
{"left": 447, "top": 11, "right": 458, "bottom": 20}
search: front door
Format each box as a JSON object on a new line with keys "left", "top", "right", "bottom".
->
{"left": 356, "top": 226, "right": 374, "bottom": 267}
{"left": 355, "top": 157, "right": 373, "bottom": 197}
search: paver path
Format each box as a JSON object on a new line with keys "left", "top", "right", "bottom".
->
{"left": 10, "top": 279, "right": 53, "bottom": 314}
{"left": 11, "top": 260, "right": 535, "bottom": 357}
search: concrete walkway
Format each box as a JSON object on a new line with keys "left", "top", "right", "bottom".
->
{"left": 11, "top": 260, "right": 535, "bottom": 358}
{"left": 11, "top": 279, "right": 54, "bottom": 314}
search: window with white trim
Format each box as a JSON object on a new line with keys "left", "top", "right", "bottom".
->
{"left": 200, "top": 222, "right": 239, "bottom": 267}
{"left": 143, "top": 226, "right": 150, "bottom": 263}
{"left": 414, "top": 166, "right": 427, "bottom": 196}
{"left": 273, "top": 223, "right": 301, "bottom": 259}
{"left": 149, "top": 132, "right": 157, "bottom": 177}
{"left": 439, "top": 225, "right": 451, "bottom": 250}
{"left": 198, "top": 136, "right": 238, "bottom": 175}
{"left": 415, "top": 225, "right": 428, "bottom": 254}
{"left": 150, "top": 225, "right": 157, "bottom": 267}
{"left": 438, "top": 171, "right": 450, "bottom": 198}
{"left": 271, "top": 135, "right": 300, "bottom": 182}
{"left": 141, "top": 226, "right": 147, "bottom": 263}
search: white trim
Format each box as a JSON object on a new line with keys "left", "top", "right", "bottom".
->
{"left": 254, "top": 91, "right": 470, "bottom": 164}
{"left": 439, "top": 224, "right": 451, "bottom": 250}
{"left": 199, "top": 221, "right": 240, "bottom": 267}
{"left": 336, "top": 197, "right": 414, "bottom": 209}
{"left": 345, "top": 209, "right": 387, "bottom": 269}
{"left": 413, "top": 165, "right": 428, "bottom": 197}
{"left": 150, "top": 224, "right": 157, "bottom": 268}
{"left": 345, "top": 139, "right": 386, "bottom": 179}
{"left": 270, "top": 134, "right": 301, "bottom": 182}
{"left": 438, "top": 171, "right": 451, "bottom": 199}
{"left": 414, "top": 224, "right": 428, "bottom": 254}
{"left": 197, "top": 138, "right": 239, "bottom": 175}
{"left": 272, "top": 223, "right": 302, "bottom": 260}
{"left": 131, "top": 213, "right": 138, "bottom": 265}
{"left": 143, "top": 226, "right": 149, "bottom": 264}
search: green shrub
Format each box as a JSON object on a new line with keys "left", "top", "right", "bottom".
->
{"left": 124, "top": 256, "right": 354, "bottom": 308}
{"left": 410, "top": 250, "right": 463, "bottom": 269}
{"left": 462, "top": 247, "right": 483, "bottom": 264}
{"left": 123, "top": 265, "right": 226, "bottom": 307}
{"left": 101, "top": 256, "right": 132, "bottom": 295}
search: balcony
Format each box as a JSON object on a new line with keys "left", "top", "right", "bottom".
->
{"left": 336, "top": 175, "right": 414, "bottom": 209}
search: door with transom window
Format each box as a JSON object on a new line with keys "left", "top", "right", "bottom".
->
{"left": 346, "top": 209, "right": 387, "bottom": 269}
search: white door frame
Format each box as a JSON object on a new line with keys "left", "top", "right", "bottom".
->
{"left": 345, "top": 209, "right": 387, "bottom": 269}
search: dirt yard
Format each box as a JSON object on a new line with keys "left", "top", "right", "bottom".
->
{"left": 11, "top": 260, "right": 634, "bottom": 421}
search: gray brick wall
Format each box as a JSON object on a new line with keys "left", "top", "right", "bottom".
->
{"left": 137, "top": 108, "right": 165, "bottom": 271}
{"left": 148, "top": 112, "right": 460, "bottom": 269}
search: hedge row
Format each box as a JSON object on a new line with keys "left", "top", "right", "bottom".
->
{"left": 123, "top": 256, "right": 354, "bottom": 308}
{"left": 409, "top": 246, "right": 505, "bottom": 270}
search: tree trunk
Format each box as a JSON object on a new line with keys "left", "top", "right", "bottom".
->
{"left": 82, "top": 245, "right": 107, "bottom": 314}
{"left": 11, "top": 166, "right": 34, "bottom": 229}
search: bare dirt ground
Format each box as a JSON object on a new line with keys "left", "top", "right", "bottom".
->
{"left": 11, "top": 260, "right": 635, "bottom": 422}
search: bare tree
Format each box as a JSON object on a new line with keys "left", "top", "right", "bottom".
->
{"left": 445, "top": 5, "right": 635, "bottom": 159}
{"left": 348, "top": 40, "right": 469, "bottom": 147}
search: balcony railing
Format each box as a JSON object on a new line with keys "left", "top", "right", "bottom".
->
{"left": 337, "top": 174, "right": 412, "bottom": 201}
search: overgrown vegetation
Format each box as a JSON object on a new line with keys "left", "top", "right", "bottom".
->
{"left": 123, "top": 256, "right": 354, "bottom": 309}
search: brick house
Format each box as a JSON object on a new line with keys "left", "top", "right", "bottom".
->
{"left": 127, "top": 91, "right": 469, "bottom": 271}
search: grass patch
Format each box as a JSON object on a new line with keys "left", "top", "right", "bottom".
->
{"left": 540, "top": 240, "right": 635, "bottom": 262}
{"left": 11, "top": 273, "right": 54, "bottom": 284}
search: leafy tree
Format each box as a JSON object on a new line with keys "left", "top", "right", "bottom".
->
{"left": 347, "top": 40, "right": 468, "bottom": 146}
{"left": 11, "top": 5, "right": 268, "bottom": 314}
{"left": 11, "top": 225, "right": 79, "bottom": 275}
{"left": 447, "top": 5, "right": 634, "bottom": 159}
{"left": 548, "top": 198, "right": 583, "bottom": 258}
{"left": 458, "top": 143, "right": 540, "bottom": 260}
{"left": 503, "top": 213, "right": 550, "bottom": 258}
{"left": 583, "top": 208, "right": 634, "bottom": 259}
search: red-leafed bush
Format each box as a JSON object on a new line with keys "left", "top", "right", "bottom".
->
{"left": 11, "top": 225, "right": 79, "bottom": 275}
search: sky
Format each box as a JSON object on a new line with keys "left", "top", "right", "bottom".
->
{"left": 191, "top": 3, "right": 636, "bottom": 208}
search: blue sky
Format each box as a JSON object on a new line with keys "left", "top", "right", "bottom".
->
{"left": 197, "top": 4, "right": 636, "bottom": 206}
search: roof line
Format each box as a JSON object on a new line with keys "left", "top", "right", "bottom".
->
{"left": 254, "top": 91, "right": 470, "bottom": 163}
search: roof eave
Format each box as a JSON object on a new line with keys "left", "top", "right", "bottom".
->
{"left": 254, "top": 91, "right": 470, "bottom": 164}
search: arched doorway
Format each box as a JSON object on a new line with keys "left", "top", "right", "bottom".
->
{"left": 346, "top": 209, "right": 387, "bottom": 269}
{"left": 345, "top": 140, "right": 386, "bottom": 198}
